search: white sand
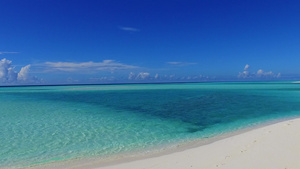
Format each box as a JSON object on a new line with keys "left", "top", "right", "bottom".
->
{"left": 95, "top": 118, "right": 300, "bottom": 169}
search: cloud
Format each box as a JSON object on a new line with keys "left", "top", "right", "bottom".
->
{"left": 256, "top": 69, "right": 280, "bottom": 78}
{"left": 66, "top": 77, "right": 79, "bottom": 83}
{"left": 43, "top": 60, "right": 139, "bottom": 72}
{"left": 127, "top": 72, "right": 209, "bottom": 82}
{"left": 277, "top": 73, "right": 281, "bottom": 78}
{"left": 119, "top": 26, "right": 140, "bottom": 32}
{"left": 167, "top": 62, "right": 197, "bottom": 66}
{"left": 17, "top": 65, "right": 31, "bottom": 81}
{"left": 244, "top": 64, "right": 250, "bottom": 70}
{"left": 128, "top": 72, "right": 135, "bottom": 80}
{"left": 166, "top": 74, "right": 208, "bottom": 81}
{"left": 256, "top": 69, "right": 263, "bottom": 75}
{"left": 238, "top": 70, "right": 250, "bottom": 78}
{"left": 0, "top": 58, "right": 38, "bottom": 84}
{"left": 0, "top": 59, "right": 16, "bottom": 82}
{"left": 238, "top": 64, "right": 251, "bottom": 78}
{"left": 128, "top": 72, "right": 151, "bottom": 80}
{"left": 89, "top": 76, "right": 115, "bottom": 82}
{"left": 169, "top": 74, "right": 175, "bottom": 79}
{"left": 238, "top": 64, "right": 280, "bottom": 79}
{"left": 136, "top": 72, "right": 150, "bottom": 80}
{"left": 0, "top": 51, "right": 19, "bottom": 55}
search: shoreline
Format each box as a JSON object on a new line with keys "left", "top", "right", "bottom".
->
{"left": 22, "top": 116, "right": 300, "bottom": 169}
{"left": 97, "top": 117, "right": 300, "bottom": 169}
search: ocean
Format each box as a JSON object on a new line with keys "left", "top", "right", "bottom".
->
{"left": 1, "top": 82, "right": 300, "bottom": 168}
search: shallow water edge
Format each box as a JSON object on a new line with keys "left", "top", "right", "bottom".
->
{"left": 21, "top": 115, "right": 300, "bottom": 169}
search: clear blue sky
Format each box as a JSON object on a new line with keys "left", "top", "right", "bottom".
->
{"left": 0, "top": 0, "right": 300, "bottom": 84}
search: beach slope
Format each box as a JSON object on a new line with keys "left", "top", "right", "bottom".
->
{"left": 98, "top": 118, "right": 300, "bottom": 169}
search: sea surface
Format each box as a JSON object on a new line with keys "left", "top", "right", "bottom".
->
{"left": 1, "top": 82, "right": 300, "bottom": 168}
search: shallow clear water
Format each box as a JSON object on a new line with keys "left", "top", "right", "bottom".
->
{"left": 1, "top": 82, "right": 300, "bottom": 168}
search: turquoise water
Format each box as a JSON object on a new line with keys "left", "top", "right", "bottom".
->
{"left": 1, "top": 82, "right": 300, "bottom": 168}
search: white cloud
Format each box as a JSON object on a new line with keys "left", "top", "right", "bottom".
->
{"left": 119, "top": 26, "right": 140, "bottom": 32}
{"left": 66, "top": 77, "right": 79, "bottom": 83}
{"left": 0, "top": 58, "right": 15, "bottom": 83}
{"left": 128, "top": 72, "right": 151, "bottom": 80}
{"left": 43, "top": 60, "right": 139, "bottom": 72}
{"left": 238, "top": 64, "right": 280, "bottom": 79}
{"left": 238, "top": 70, "right": 250, "bottom": 78}
{"left": 89, "top": 76, "right": 115, "bottom": 82}
{"left": 0, "top": 58, "right": 37, "bottom": 84}
{"left": 128, "top": 72, "right": 135, "bottom": 80}
{"left": 257, "top": 69, "right": 264, "bottom": 75}
{"left": 17, "top": 65, "right": 31, "bottom": 81}
{"left": 167, "top": 62, "right": 197, "bottom": 66}
{"left": 127, "top": 73, "right": 209, "bottom": 82}
{"left": 277, "top": 73, "right": 281, "bottom": 78}
{"left": 244, "top": 64, "right": 250, "bottom": 70}
{"left": 0, "top": 51, "right": 19, "bottom": 55}
{"left": 238, "top": 64, "right": 251, "bottom": 78}
{"left": 169, "top": 74, "right": 175, "bottom": 79}
{"left": 256, "top": 69, "right": 275, "bottom": 77}
{"left": 7, "top": 67, "right": 17, "bottom": 82}
{"left": 136, "top": 72, "right": 150, "bottom": 80}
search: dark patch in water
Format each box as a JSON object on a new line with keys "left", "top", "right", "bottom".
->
{"left": 4, "top": 85, "right": 300, "bottom": 131}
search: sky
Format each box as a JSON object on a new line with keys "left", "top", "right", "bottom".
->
{"left": 0, "top": 0, "right": 300, "bottom": 85}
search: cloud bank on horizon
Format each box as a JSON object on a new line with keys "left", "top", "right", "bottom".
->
{"left": 0, "top": 58, "right": 285, "bottom": 85}
{"left": 238, "top": 64, "right": 281, "bottom": 79}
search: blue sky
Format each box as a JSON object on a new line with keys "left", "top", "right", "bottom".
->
{"left": 0, "top": 0, "right": 300, "bottom": 84}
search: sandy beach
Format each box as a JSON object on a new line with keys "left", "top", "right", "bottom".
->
{"left": 93, "top": 118, "right": 300, "bottom": 169}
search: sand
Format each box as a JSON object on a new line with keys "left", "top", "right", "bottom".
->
{"left": 28, "top": 118, "right": 300, "bottom": 169}
{"left": 94, "top": 118, "right": 300, "bottom": 169}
